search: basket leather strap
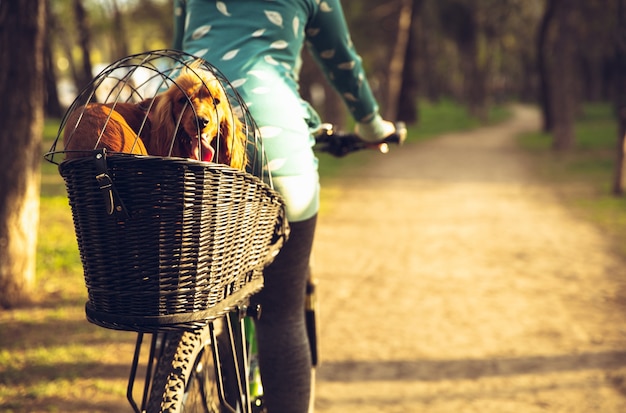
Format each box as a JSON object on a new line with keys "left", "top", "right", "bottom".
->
{"left": 93, "top": 149, "right": 130, "bottom": 220}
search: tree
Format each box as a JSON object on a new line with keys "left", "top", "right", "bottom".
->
{"left": 73, "top": 0, "right": 94, "bottom": 92}
{"left": 109, "top": 0, "right": 130, "bottom": 61}
{"left": 385, "top": 0, "right": 415, "bottom": 121}
{"left": 397, "top": 0, "right": 424, "bottom": 124}
{"left": 0, "top": 0, "right": 46, "bottom": 308}
{"left": 536, "top": 0, "right": 557, "bottom": 132}
{"left": 44, "top": 0, "right": 62, "bottom": 117}
{"left": 548, "top": 0, "right": 578, "bottom": 151}
{"left": 613, "top": 0, "right": 626, "bottom": 195}
{"left": 438, "top": 0, "right": 489, "bottom": 120}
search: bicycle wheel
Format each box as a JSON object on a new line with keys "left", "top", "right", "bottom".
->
{"left": 146, "top": 325, "right": 221, "bottom": 413}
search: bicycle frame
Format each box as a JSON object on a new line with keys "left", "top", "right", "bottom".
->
{"left": 122, "top": 123, "right": 405, "bottom": 413}
{"left": 125, "top": 308, "right": 254, "bottom": 413}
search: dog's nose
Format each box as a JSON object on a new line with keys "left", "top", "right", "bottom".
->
{"left": 199, "top": 117, "right": 210, "bottom": 128}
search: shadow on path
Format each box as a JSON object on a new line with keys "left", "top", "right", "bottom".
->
{"left": 318, "top": 350, "right": 626, "bottom": 382}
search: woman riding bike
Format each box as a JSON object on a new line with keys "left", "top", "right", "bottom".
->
{"left": 172, "top": 1, "right": 396, "bottom": 411}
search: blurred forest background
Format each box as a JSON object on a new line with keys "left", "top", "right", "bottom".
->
{"left": 41, "top": 1, "right": 622, "bottom": 142}
{"left": 40, "top": 0, "right": 626, "bottom": 188}
{"left": 4, "top": 2, "right": 626, "bottom": 410}
{"left": 1, "top": 0, "right": 626, "bottom": 306}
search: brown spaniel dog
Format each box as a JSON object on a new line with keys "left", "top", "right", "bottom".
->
{"left": 63, "top": 64, "right": 248, "bottom": 170}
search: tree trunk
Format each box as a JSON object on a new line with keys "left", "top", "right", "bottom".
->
{"left": 612, "top": 0, "right": 626, "bottom": 195}
{"left": 0, "top": 0, "right": 46, "bottom": 308}
{"left": 73, "top": 0, "right": 93, "bottom": 91}
{"left": 111, "top": 0, "right": 130, "bottom": 61}
{"left": 419, "top": 4, "right": 443, "bottom": 101}
{"left": 397, "top": 0, "right": 423, "bottom": 125}
{"left": 439, "top": 1, "right": 487, "bottom": 121}
{"left": 537, "top": 0, "right": 557, "bottom": 132}
{"left": 44, "top": 0, "right": 62, "bottom": 117}
{"left": 461, "top": 38, "right": 488, "bottom": 122}
{"left": 385, "top": 0, "right": 413, "bottom": 121}
{"left": 550, "top": 0, "right": 577, "bottom": 152}
{"left": 44, "top": 34, "right": 62, "bottom": 117}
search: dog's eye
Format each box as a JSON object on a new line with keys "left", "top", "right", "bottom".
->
{"left": 213, "top": 98, "right": 220, "bottom": 106}
{"left": 178, "top": 96, "right": 188, "bottom": 105}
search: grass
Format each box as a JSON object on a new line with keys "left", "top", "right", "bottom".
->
{"left": 412, "top": 98, "right": 510, "bottom": 140}
{"left": 7, "top": 100, "right": 624, "bottom": 410}
{"left": 5, "top": 101, "right": 622, "bottom": 411}
{"left": 0, "top": 119, "right": 141, "bottom": 412}
{"left": 317, "top": 99, "right": 511, "bottom": 179}
{"left": 316, "top": 100, "right": 511, "bottom": 216}
{"left": 518, "top": 102, "right": 626, "bottom": 257}
{"left": 1, "top": 100, "right": 509, "bottom": 412}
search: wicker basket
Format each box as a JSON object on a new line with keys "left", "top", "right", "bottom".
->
{"left": 59, "top": 151, "right": 287, "bottom": 332}
{"left": 45, "top": 51, "right": 288, "bottom": 332}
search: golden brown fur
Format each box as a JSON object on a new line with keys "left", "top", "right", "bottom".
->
{"left": 63, "top": 103, "right": 148, "bottom": 158}
{"left": 147, "top": 66, "right": 248, "bottom": 169}
{"left": 63, "top": 64, "right": 248, "bottom": 170}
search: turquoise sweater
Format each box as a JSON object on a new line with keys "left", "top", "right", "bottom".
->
{"left": 173, "top": 0, "right": 380, "bottom": 220}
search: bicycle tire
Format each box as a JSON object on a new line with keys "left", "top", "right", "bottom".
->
{"left": 146, "top": 326, "right": 221, "bottom": 413}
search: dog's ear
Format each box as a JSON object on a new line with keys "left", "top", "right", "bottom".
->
{"left": 149, "top": 93, "right": 177, "bottom": 156}
{"left": 219, "top": 113, "right": 248, "bottom": 170}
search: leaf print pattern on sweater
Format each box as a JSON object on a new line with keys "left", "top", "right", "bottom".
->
{"left": 320, "top": 2, "right": 332, "bottom": 12}
{"left": 216, "top": 1, "right": 231, "bottom": 16}
{"left": 222, "top": 49, "right": 239, "bottom": 61}
{"left": 270, "top": 40, "right": 289, "bottom": 50}
{"left": 293, "top": 17, "right": 300, "bottom": 37}
{"left": 192, "top": 25, "right": 211, "bottom": 40}
{"left": 265, "top": 10, "right": 283, "bottom": 27}
{"left": 172, "top": 0, "right": 381, "bottom": 220}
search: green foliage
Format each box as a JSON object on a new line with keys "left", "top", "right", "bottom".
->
{"left": 41, "top": 119, "right": 67, "bottom": 197}
{"left": 37, "top": 119, "right": 84, "bottom": 301}
{"left": 318, "top": 99, "right": 511, "bottom": 179}
{"left": 0, "top": 118, "right": 141, "bottom": 412}
{"left": 575, "top": 103, "right": 619, "bottom": 151}
{"left": 37, "top": 197, "right": 82, "bottom": 277}
{"left": 518, "top": 103, "right": 618, "bottom": 180}
{"left": 518, "top": 102, "right": 626, "bottom": 257}
{"left": 413, "top": 99, "right": 510, "bottom": 140}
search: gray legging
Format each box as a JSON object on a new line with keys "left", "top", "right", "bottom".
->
{"left": 252, "top": 215, "right": 317, "bottom": 412}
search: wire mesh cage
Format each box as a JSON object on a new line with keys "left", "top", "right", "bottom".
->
{"left": 45, "top": 50, "right": 288, "bottom": 332}
{"left": 46, "top": 49, "right": 264, "bottom": 174}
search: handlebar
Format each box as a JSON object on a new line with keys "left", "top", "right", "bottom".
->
{"left": 313, "top": 122, "right": 407, "bottom": 157}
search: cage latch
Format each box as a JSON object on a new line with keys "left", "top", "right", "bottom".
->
{"left": 93, "top": 149, "right": 130, "bottom": 219}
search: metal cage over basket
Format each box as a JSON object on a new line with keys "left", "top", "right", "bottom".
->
{"left": 45, "top": 50, "right": 288, "bottom": 332}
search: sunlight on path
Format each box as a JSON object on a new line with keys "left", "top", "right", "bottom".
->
{"left": 313, "top": 106, "right": 626, "bottom": 412}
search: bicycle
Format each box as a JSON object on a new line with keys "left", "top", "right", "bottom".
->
{"left": 140, "top": 123, "right": 406, "bottom": 413}
{"left": 44, "top": 50, "right": 406, "bottom": 413}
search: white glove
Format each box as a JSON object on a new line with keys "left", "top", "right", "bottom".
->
{"left": 355, "top": 114, "right": 396, "bottom": 142}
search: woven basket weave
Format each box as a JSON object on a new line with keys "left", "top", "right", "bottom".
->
{"left": 59, "top": 151, "right": 287, "bottom": 332}
{"left": 45, "top": 50, "right": 288, "bottom": 332}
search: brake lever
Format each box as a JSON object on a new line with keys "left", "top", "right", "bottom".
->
{"left": 314, "top": 121, "right": 407, "bottom": 157}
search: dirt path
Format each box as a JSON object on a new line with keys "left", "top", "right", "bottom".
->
{"left": 312, "top": 105, "right": 626, "bottom": 412}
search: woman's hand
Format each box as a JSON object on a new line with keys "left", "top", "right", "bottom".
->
{"left": 355, "top": 114, "right": 397, "bottom": 142}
